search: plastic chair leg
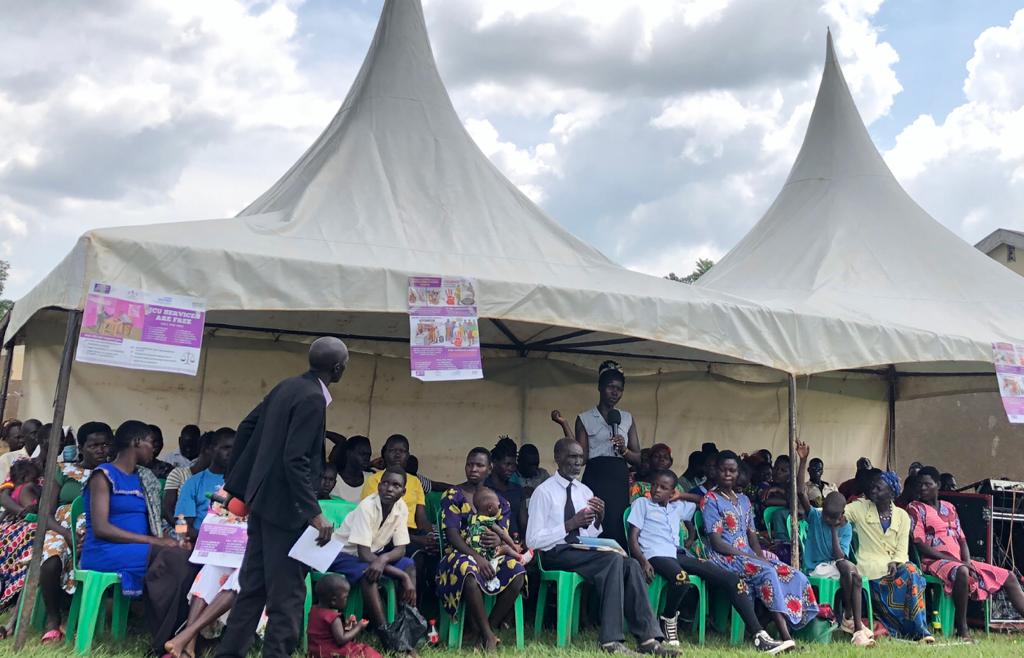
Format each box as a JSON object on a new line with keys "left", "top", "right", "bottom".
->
{"left": 65, "top": 588, "right": 82, "bottom": 647}
{"left": 72, "top": 575, "right": 120, "bottom": 655}
{"left": 689, "top": 575, "right": 707, "bottom": 646}
{"left": 110, "top": 589, "right": 129, "bottom": 641}
{"left": 570, "top": 581, "right": 582, "bottom": 638}
{"left": 533, "top": 581, "right": 549, "bottom": 638}
{"left": 513, "top": 592, "right": 525, "bottom": 650}
{"left": 729, "top": 607, "right": 745, "bottom": 645}
{"left": 302, "top": 575, "right": 313, "bottom": 653}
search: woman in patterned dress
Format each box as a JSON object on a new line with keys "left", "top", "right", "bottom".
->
{"left": 436, "top": 448, "right": 526, "bottom": 650}
{"left": 702, "top": 450, "right": 818, "bottom": 645}
{"left": 909, "top": 466, "right": 1024, "bottom": 640}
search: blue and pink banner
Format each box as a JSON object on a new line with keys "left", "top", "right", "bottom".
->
{"left": 993, "top": 342, "right": 1024, "bottom": 424}
{"left": 77, "top": 282, "right": 206, "bottom": 376}
{"left": 408, "top": 276, "right": 482, "bottom": 381}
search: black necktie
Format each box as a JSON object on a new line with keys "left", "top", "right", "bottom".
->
{"left": 564, "top": 481, "right": 579, "bottom": 544}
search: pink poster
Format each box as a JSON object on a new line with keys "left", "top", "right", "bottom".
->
{"left": 189, "top": 512, "right": 248, "bottom": 569}
{"left": 993, "top": 342, "right": 1024, "bottom": 424}
{"left": 77, "top": 282, "right": 206, "bottom": 375}
{"left": 408, "top": 276, "right": 482, "bottom": 381}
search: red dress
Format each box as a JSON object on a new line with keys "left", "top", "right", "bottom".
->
{"left": 907, "top": 501, "right": 1010, "bottom": 599}
{"left": 307, "top": 606, "right": 381, "bottom": 658}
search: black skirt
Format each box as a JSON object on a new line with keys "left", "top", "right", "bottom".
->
{"left": 581, "top": 455, "right": 630, "bottom": 548}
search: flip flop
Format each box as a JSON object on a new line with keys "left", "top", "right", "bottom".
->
{"left": 41, "top": 629, "right": 64, "bottom": 644}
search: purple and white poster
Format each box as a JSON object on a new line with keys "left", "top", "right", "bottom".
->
{"left": 76, "top": 282, "right": 206, "bottom": 376}
{"left": 408, "top": 276, "right": 482, "bottom": 382}
{"left": 993, "top": 342, "right": 1024, "bottom": 424}
{"left": 189, "top": 512, "right": 248, "bottom": 569}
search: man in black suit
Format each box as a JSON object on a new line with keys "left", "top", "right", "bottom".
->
{"left": 215, "top": 336, "right": 349, "bottom": 658}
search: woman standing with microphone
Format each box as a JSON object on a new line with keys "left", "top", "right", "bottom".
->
{"left": 573, "top": 361, "right": 641, "bottom": 548}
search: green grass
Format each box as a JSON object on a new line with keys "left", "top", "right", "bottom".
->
{"left": 0, "top": 629, "right": 1021, "bottom": 658}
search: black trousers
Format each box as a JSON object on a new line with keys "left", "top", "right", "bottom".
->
{"left": 144, "top": 544, "right": 201, "bottom": 654}
{"left": 649, "top": 551, "right": 762, "bottom": 632}
{"left": 215, "top": 513, "right": 308, "bottom": 658}
{"left": 542, "top": 546, "right": 661, "bottom": 645}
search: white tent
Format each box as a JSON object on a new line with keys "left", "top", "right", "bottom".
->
{"left": 0, "top": 4, "right": 961, "bottom": 481}
{"left": 698, "top": 32, "right": 1024, "bottom": 394}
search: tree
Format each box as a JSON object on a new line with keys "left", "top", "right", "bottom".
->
{"left": 666, "top": 258, "right": 715, "bottom": 284}
{"left": 0, "top": 260, "right": 11, "bottom": 318}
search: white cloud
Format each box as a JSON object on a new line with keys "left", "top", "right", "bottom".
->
{"left": 884, "top": 9, "right": 1024, "bottom": 240}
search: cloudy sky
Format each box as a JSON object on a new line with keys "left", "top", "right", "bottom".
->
{"left": 2, "top": 0, "right": 1023, "bottom": 299}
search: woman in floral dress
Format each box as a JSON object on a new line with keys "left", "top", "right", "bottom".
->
{"left": 436, "top": 447, "right": 526, "bottom": 650}
{"left": 909, "top": 466, "right": 1024, "bottom": 640}
{"left": 702, "top": 450, "right": 818, "bottom": 645}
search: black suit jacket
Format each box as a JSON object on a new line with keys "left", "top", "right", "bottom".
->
{"left": 224, "top": 371, "right": 327, "bottom": 529}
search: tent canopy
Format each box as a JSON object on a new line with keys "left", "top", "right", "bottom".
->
{"left": 698, "top": 32, "right": 1024, "bottom": 376}
{"left": 2, "top": 1, "right": 953, "bottom": 376}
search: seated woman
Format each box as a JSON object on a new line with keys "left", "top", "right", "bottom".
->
{"left": 436, "top": 448, "right": 526, "bottom": 650}
{"left": 909, "top": 466, "right": 1024, "bottom": 641}
{"left": 331, "top": 435, "right": 374, "bottom": 503}
{"left": 702, "top": 450, "right": 817, "bottom": 648}
{"left": 844, "top": 470, "right": 933, "bottom": 642}
{"left": 84, "top": 420, "right": 198, "bottom": 654}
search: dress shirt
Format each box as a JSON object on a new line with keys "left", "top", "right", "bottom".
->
{"left": 319, "top": 379, "right": 333, "bottom": 406}
{"left": 627, "top": 497, "right": 695, "bottom": 560}
{"left": 337, "top": 493, "right": 409, "bottom": 556}
{"left": 526, "top": 471, "right": 602, "bottom": 551}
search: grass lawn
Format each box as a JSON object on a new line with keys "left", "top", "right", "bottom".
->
{"left": 0, "top": 628, "right": 1022, "bottom": 658}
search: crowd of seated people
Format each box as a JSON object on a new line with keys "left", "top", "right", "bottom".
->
{"left": 0, "top": 395, "right": 1005, "bottom": 656}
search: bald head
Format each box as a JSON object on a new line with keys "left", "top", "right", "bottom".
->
{"left": 309, "top": 337, "right": 349, "bottom": 384}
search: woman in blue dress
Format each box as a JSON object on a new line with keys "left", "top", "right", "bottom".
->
{"left": 702, "top": 450, "right": 818, "bottom": 646}
{"left": 83, "top": 420, "right": 198, "bottom": 653}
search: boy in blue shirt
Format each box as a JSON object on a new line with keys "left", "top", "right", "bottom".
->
{"left": 797, "top": 441, "right": 873, "bottom": 647}
{"left": 175, "top": 428, "right": 235, "bottom": 540}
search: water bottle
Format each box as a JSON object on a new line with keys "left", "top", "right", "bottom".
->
{"left": 427, "top": 619, "right": 439, "bottom": 645}
{"left": 175, "top": 514, "right": 188, "bottom": 543}
{"left": 931, "top": 610, "right": 941, "bottom": 634}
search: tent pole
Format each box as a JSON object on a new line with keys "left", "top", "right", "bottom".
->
{"left": 788, "top": 373, "right": 800, "bottom": 569}
{"left": 0, "top": 340, "right": 13, "bottom": 422}
{"left": 886, "top": 365, "right": 897, "bottom": 471}
{"left": 13, "top": 309, "right": 81, "bottom": 649}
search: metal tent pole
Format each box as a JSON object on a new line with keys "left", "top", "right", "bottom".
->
{"left": 788, "top": 373, "right": 800, "bottom": 569}
{"left": 886, "top": 365, "right": 897, "bottom": 471}
{"left": 13, "top": 310, "right": 81, "bottom": 649}
{"left": 0, "top": 340, "right": 13, "bottom": 421}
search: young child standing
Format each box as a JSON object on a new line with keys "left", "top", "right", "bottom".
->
{"left": 796, "top": 441, "right": 874, "bottom": 648}
{"left": 328, "top": 468, "right": 418, "bottom": 644}
{"left": 308, "top": 574, "right": 380, "bottom": 658}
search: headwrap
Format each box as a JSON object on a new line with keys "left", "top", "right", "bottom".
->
{"left": 881, "top": 470, "right": 902, "bottom": 497}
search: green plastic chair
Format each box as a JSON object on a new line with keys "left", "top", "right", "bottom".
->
{"left": 762, "top": 505, "right": 786, "bottom": 534}
{"left": 64, "top": 495, "right": 131, "bottom": 655}
{"left": 425, "top": 490, "right": 444, "bottom": 525}
{"left": 622, "top": 507, "right": 707, "bottom": 645}
{"left": 802, "top": 523, "right": 873, "bottom": 631}
{"left": 303, "top": 498, "right": 397, "bottom": 652}
{"left": 533, "top": 550, "right": 584, "bottom": 647}
{"left": 435, "top": 508, "right": 525, "bottom": 649}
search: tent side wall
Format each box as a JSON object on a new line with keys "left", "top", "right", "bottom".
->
{"left": 19, "top": 314, "right": 886, "bottom": 483}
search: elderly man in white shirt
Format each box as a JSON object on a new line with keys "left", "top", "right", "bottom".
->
{"left": 527, "top": 438, "right": 673, "bottom": 656}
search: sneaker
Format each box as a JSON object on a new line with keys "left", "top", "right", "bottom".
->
{"left": 754, "top": 630, "right": 796, "bottom": 654}
{"left": 660, "top": 614, "right": 680, "bottom": 647}
{"left": 851, "top": 629, "right": 876, "bottom": 647}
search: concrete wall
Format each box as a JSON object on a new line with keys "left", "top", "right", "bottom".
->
{"left": 985, "top": 244, "right": 1024, "bottom": 277}
{"left": 895, "top": 392, "right": 1024, "bottom": 485}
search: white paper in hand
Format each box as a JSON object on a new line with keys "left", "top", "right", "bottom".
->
{"left": 288, "top": 526, "right": 344, "bottom": 572}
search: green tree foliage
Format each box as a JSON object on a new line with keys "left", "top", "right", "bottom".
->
{"left": 0, "top": 260, "right": 12, "bottom": 318}
{"left": 666, "top": 257, "right": 715, "bottom": 284}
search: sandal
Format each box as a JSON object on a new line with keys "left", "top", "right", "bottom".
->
{"left": 41, "top": 629, "right": 64, "bottom": 644}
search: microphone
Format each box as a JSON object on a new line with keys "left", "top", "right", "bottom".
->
{"left": 607, "top": 409, "right": 624, "bottom": 455}
{"left": 208, "top": 491, "right": 249, "bottom": 517}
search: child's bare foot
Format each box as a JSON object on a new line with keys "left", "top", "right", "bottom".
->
{"left": 164, "top": 635, "right": 195, "bottom": 658}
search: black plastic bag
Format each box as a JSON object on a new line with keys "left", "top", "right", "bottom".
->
{"left": 377, "top": 603, "right": 428, "bottom": 652}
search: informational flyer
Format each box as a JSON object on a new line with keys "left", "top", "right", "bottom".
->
{"left": 993, "top": 342, "right": 1024, "bottom": 424}
{"left": 76, "top": 282, "right": 206, "bottom": 376}
{"left": 408, "top": 276, "right": 482, "bottom": 381}
{"left": 190, "top": 512, "right": 248, "bottom": 569}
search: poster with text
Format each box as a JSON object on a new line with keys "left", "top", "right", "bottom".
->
{"left": 993, "top": 342, "right": 1024, "bottom": 423}
{"left": 189, "top": 512, "right": 248, "bottom": 569}
{"left": 76, "top": 282, "right": 206, "bottom": 376}
{"left": 408, "top": 276, "right": 482, "bottom": 381}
